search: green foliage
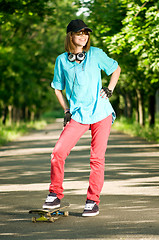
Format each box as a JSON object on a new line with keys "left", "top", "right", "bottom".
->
{"left": 42, "top": 109, "right": 64, "bottom": 122}
{"left": 0, "top": 0, "right": 159, "bottom": 144}
{"left": 0, "top": 119, "right": 47, "bottom": 146}
{"left": 105, "top": 0, "right": 159, "bottom": 93}
{"left": 83, "top": 0, "right": 159, "bottom": 128}
{"left": 0, "top": 0, "right": 78, "bottom": 122}
{"left": 113, "top": 116, "right": 159, "bottom": 143}
{"left": 82, "top": 0, "right": 127, "bottom": 48}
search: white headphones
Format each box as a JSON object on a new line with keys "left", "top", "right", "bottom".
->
{"left": 68, "top": 52, "right": 86, "bottom": 62}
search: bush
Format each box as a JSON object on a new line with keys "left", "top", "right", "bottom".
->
{"left": 113, "top": 117, "right": 159, "bottom": 143}
{"left": 0, "top": 120, "right": 47, "bottom": 146}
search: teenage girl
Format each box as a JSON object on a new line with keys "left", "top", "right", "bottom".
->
{"left": 43, "top": 19, "right": 121, "bottom": 217}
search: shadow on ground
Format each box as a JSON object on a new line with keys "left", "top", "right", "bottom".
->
{"left": 0, "top": 120, "right": 159, "bottom": 240}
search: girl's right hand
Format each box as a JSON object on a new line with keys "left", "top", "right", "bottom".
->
{"left": 63, "top": 111, "right": 72, "bottom": 127}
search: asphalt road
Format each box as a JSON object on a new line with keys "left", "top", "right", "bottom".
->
{"left": 0, "top": 119, "right": 159, "bottom": 240}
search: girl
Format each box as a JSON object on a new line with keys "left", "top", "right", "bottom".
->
{"left": 43, "top": 19, "right": 121, "bottom": 217}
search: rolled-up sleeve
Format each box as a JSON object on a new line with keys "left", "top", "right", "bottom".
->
{"left": 51, "top": 56, "right": 65, "bottom": 90}
{"left": 97, "top": 49, "right": 118, "bottom": 76}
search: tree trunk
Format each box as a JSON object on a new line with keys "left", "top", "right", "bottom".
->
{"left": 25, "top": 106, "right": 29, "bottom": 121}
{"left": 8, "top": 105, "right": 12, "bottom": 125}
{"left": 2, "top": 106, "right": 8, "bottom": 125}
{"left": 126, "top": 94, "right": 132, "bottom": 118}
{"left": 13, "top": 106, "right": 16, "bottom": 122}
{"left": 124, "top": 94, "right": 132, "bottom": 118}
{"left": 136, "top": 89, "right": 145, "bottom": 126}
{"left": 135, "top": 95, "right": 139, "bottom": 122}
{"left": 148, "top": 95, "right": 155, "bottom": 127}
{"left": 16, "top": 108, "right": 21, "bottom": 125}
{"left": 31, "top": 105, "right": 36, "bottom": 121}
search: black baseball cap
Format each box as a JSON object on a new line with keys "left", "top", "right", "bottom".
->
{"left": 67, "top": 19, "right": 92, "bottom": 33}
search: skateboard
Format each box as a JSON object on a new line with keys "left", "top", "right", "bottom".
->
{"left": 29, "top": 202, "right": 70, "bottom": 223}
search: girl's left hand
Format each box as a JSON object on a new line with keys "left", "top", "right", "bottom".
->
{"left": 100, "top": 87, "right": 113, "bottom": 99}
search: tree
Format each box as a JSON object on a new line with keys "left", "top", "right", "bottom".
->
{"left": 106, "top": 0, "right": 159, "bottom": 126}
{"left": 0, "top": 0, "right": 78, "bottom": 123}
{"left": 83, "top": 0, "right": 159, "bottom": 126}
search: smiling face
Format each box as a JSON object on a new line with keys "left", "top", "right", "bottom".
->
{"left": 71, "top": 29, "right": 89, "bottom": 52}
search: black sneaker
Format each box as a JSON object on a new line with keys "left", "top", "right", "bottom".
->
{"left": 42, "top": 192, "right": 60, "bottom": 209}
{"left": 82, "top": 200, "right": 99, "bottom": 217}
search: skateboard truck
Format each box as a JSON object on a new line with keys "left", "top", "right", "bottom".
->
{"left": 29, "top": 202, "right": 70, "bottom": 223}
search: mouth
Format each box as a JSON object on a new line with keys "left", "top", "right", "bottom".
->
{"left": 80, "top": 38, "right": 87, "bottom": 41}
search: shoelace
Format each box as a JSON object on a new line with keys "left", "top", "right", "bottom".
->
{"left": 84, "top": 202, "right": 95, "bottom": 210}
{"left": 45, "top": 195, "right": 57, "bottom": 203}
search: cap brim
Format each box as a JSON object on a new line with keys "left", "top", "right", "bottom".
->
{"left": 77, "top": 27, "right": 92, "bottom": 32}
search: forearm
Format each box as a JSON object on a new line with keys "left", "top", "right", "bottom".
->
{"left": 54, "top": 89, "right": 69, "bottom": 112}
{"left": 108, "top": 65, "right": 121, "bottom": 92}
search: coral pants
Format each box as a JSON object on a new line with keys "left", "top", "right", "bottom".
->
{"left": 49, "top": 114, "right": 112, "bottom": 205}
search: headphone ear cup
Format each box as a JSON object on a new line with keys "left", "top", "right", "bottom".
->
{"left": 68, "top": 53, "right": 76, "bottom": 62}
{"left": 76, "top": 52, "right": 85, "bottom": 61}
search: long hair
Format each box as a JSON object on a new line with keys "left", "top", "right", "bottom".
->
{"left": 65, "top": 32, "right": 91, "bottom": 53}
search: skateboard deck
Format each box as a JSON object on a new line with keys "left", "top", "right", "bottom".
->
{"left": 29, "top": 202, "right": 70, "bottom": 222}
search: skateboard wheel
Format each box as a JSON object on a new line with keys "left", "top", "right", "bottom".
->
{"left": 47, "top": 212, "right": 51, "bottom": 217}
{"left": 64, "top": 211, "right": 69, "bottom": 217}
{"left": 55, "top": 211, "right": 59, "bottom": 216}
{"left": 49, "top": 217, "right": 55, "bottom": 222}
{"left": 32, "top": 217, "right": 36, "bottom": 223}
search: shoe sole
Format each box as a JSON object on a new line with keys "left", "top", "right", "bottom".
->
{"left": 82, "top": 211, "right": 99, "bottom": 217}
{"left": 42, "top": 204, "right": 60, "bottom": 210}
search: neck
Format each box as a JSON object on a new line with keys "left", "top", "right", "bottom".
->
{"left": 74, "top": 47, "right": 83, "bottom": 54}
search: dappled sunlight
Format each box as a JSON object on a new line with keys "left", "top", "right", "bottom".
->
{"left": 0, "top": 177, "right": 159, "bottom": 196}
{"left": 43, "top": 238, "right": 159, "bottom": 240}
{"left": 0, "top": 122, "right": 159, "bottom": 239}
{"left": 69, "top": 203, "right": 84, "bottom": 210}
{"left": 19, "top": 171, "right": 49, "bottom": 176}
{"left": 0, "top": 166, "right": 23, "bottom": 171}
{"left": 8, "top": 218, "right": 30, "bottom": 222}
{"left": 0, "top": 183, "right": 49, "bottom": 192}
{"left": 107, "top": 152, "right": 159, "bottom": 157}
{"left": 16, "top": 133, "right": 61, "bottom": 142}
{"left": 1, "top": 146, "right": 158, "bottom": 157}
{"left": 0, "top": 176, "right": 19, "bottom": 180}
{"left": 0, "top": 145, "right": 91, "bottom": 157}
{"left": 0, "top": 206, "right": 13, "bottom": 210}
{"left": 0, "top": 233, "right": 20, "bottom": 236}
{"left": 0, "top": 147, "right": 52, "bottom": 157}
{"left": 108, "top": 144, "right": 159, "bottom": 148}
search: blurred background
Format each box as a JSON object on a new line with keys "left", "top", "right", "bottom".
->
{"left": 0, "top": 0, "right": 159, "bottom": 144}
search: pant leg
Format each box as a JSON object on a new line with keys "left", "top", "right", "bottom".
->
{"left": 49, "top": 119, "right": 90, "bottom": 199}
{"left": 87, "top": 114, "right": 112, "bottom": 205}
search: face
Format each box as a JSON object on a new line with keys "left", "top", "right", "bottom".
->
{"left": 71, "top": 29, "right": 89, "bottom": 49}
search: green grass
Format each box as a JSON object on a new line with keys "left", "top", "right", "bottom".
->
{"left": 42, "top": 109, "right": 64, "bottom": 123}
{"left": 0, "top": 120, "right": 47, "bottom": 146}
{"left": 1, "top": 111, "right": 159, "bottom": 146}
{"left": 113, "top": 116, "right": 159, "bottom": 143}
{"left": 0, "top": 110, "right": 64, "bottom": 146}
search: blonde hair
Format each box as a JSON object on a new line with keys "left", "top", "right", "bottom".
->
{"left": 65, "top": 32, "right": 91, "bottom": 53}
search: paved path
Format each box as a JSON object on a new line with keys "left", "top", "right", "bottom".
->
{"left": 0, "top": 119, "right": 159, "bottom": 240}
